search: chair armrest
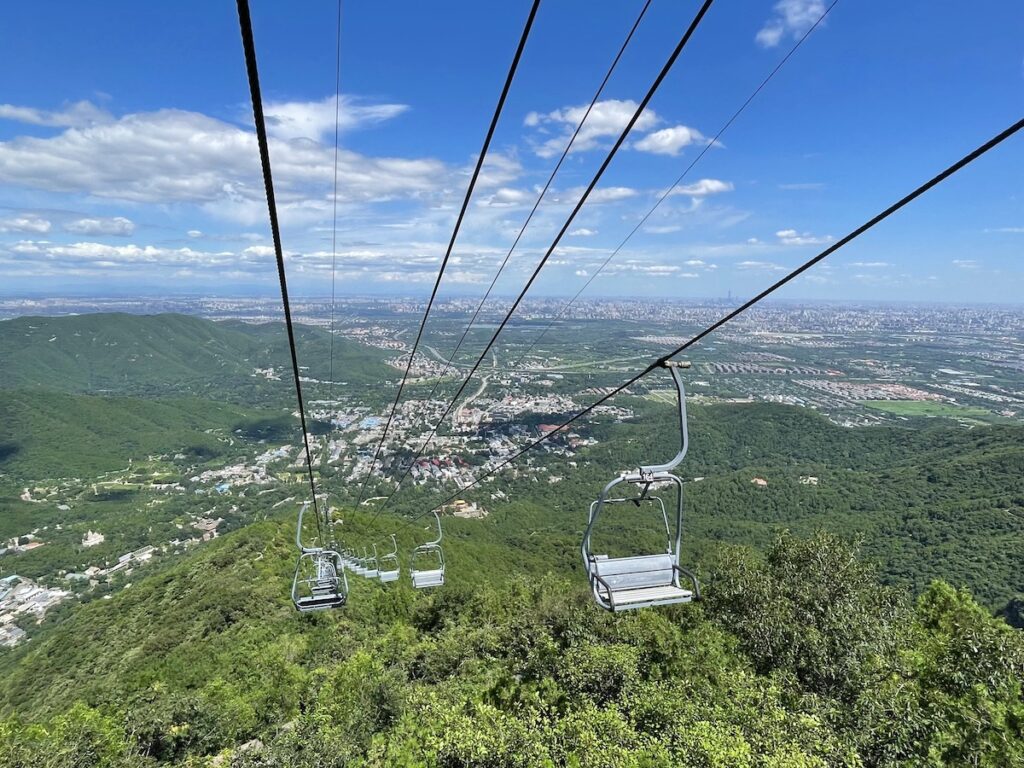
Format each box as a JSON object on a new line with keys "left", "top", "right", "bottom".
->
{"left": 673, "top": 564, "right": 701, "bottom": 600}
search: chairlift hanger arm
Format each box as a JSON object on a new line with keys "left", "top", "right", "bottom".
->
{"left": 295, "top": 502, "right": 319, "bottom": 554}
{"left": 638, "top": 361, "right": 690, "bottom": 476}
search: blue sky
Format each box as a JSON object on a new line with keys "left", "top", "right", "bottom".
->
{"left": 0, "top": 0, "right": 1021, "bottom": 302}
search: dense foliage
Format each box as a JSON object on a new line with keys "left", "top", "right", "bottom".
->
{"left": 0, "top": 313, "right": 393, "bottom": 404}
{"left": 1, "top": 517, "right": 1021, "bottom": 766}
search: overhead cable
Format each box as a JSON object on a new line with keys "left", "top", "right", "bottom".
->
{"left": 353, "top": 0, "right": 543, "bottom": 508}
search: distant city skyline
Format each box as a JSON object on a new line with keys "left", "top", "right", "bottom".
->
{"left": 1, "top": 1, "right": 1022, "bottom": 302}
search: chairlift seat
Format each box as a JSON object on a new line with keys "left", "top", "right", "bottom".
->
{"left": 411, "top": 568, "right": 445, "bottom": 589}
{"left": 294, "top": 591, "right": 347, "bottom": 612}
{"left": 379, "top": 569, "right": 400, "bottom": 583}
{"left": 292, "top": 550, "right": 347, "bottom": 612}
{"left": 589, "top": 553, "right": 692, "bottom": 611}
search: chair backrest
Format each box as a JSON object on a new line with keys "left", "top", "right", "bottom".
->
{"left": 591, "top": 553, "right": 675, "bottom": 592}
{"left": 411, "top": 568, "right": 444, "bottom": 588}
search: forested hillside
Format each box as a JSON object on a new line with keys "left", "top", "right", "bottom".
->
{"left": 0, "top": 389, "right": 277, "bottom": 479}
{"left": 0, "top": 514, "right": 1021, "bottom": 766}
{"left": 0, "top": 313, "right": 393, "bottom": 401}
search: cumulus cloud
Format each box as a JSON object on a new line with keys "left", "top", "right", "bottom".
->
{"left": 187, "top": 229, "right": 203, "bottom": 238}
{"left": 0, "top": 236, "right": 505, "bottom": 286}
{"left": 263, "top": 95, "right": 408, "bottom": 141}
{"left": 525, "top": 99, "right": 659, "bottom": 157}
{"left": 0, "top": 100, "right": 111, "bottom": 128}
{"left": 474, "top": 152, "right": 523, "bottom": 189}
{"left": 775, "top": 228, "right": 832, "bottom": 246}
{"left": 587, "top": 186, "right": 637, "bottom": 204}
{"left": 756, "top": 0, "right": 826, "bottom": 47}
{"left": 0, "top": 104, "right": 447, "bottom": 220}
{"left": 604, "top": 260, "right": 683, "bottom": 277}
{"left": 0, "top": 214, "right": 51, "bottom": 233}
{"left": 849, "top": 261, "right": 889, "bottom": 268}
{"left": 738, "top": 260, "right": 786, "bottom": 271}
{"left": 569, "top": 228, "right": 597, "bottom": 237}
{"left": 548, "top": 185, "right": 638, "bottom": 207}
{"left": 477, "top": 187, "right": 532, "bottom": 208}
{"left": 633, "top": 125, "right": 706, "bottom": 156}
{"left": 670, "top": 178, "right": 733, "bottom": 197}
{"left": 64, "top": 216, "right": 134, "bottom": 236}
{"left": 952, "top": 259, "right": 979, "bottom": 269}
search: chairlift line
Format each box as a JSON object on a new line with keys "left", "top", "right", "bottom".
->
{"left": 241, "top": 1, "right": 1022, "bottom": 611}
{"left": 292, "top": 502, "right": 348, "bottom": 611}
{"left": 378, "top": 535, "right": 401, "bottom": 583}
{"left": 353, "top": 0, "right": 543, "bottom": 510}
{"left": 411, "top": 113, "right": 1024, "bottom": 523}
{"left": 236, "top": 0, "right": 326, "bottom": 544}
{"left": 371, "top": 0, "right": 717, "bottom": 520}
{"left": 326, "top": 0, "right": 344, "bottom": 458}
{"left": 410, "top": 512, "right": 446, "bottom": 589}
{"left": 372, "top": 0, "right": 656, "bottom": 517}
{"left": 508, "top": 0, "right": 839, "bottom": 373}
{"left": 584, "top": 361, "right": 700, "bottom": 610}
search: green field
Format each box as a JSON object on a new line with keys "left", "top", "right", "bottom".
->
{"left": 859, "top": 399, "right": 1005, "bottom": 423}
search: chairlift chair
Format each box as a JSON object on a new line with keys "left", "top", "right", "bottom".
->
{"left": 581, "top": 361, "right": 700, "bottom": 612}
{"left": 362, "top": 545, "right": 380, "bottom": 579}
{"left": 410, "top": 511, "right": 445, "bottom": 589}
{"left": 291, "top": 502, "right": 348, "bottom": 612}
{"left": 378, "top": 534, "right": 401, "bottom": 583}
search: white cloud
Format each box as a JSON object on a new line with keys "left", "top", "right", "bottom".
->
{"left": 0, "top": 100, "right": 111, "bottom": 128}
{"left": 0, "top": 105, "right": 447, "bottom": 219}
{"left": 479, "top": 187, "right": 531, "bottom": 208}
{"left": 848, "top": 261, "right": 889, "bottom": 268}
{"left": 569, "top": 228, "right": 597, "bottom": 237}
{"left": 263, "top": 95, "right": 408, "bottom": 142}
{"left": 604, "top": 260, "right": 682, "bottom": 276}
{"left": 775, "top": 228, "right": 833, "bottom": 246}
{"left": 187, "top": 230, "right": 203, "bottom": 238}
{"left": 243, "top": 245, "right": 276, "bottom": 258}
{"left": 474, "top": 152, "right": 523, "bottom": 189}
{"left": 575, "top": 269, "right": 589, "bottom": 277}
{"left": 64, "top": 216, "right": 134, "bottom": 236}
{"left": 0, "top": 236, "right": 505, "bottom": 286}
{"left": 738, "top": 260, "right": 786, "bottom": 271}
{"left": 952, "top": 259, "right": 979, "bottom": 269}
{"left": 0, "top": 214, "right": 51, "bottom": 233}
{"left": 670, "top": 178, "right": 733, "bottom": 197}
{"left": 645, "top": 225, "right": 681, "bottom": 235}
{"left": 634, "top": 125, "right": 706, "bottom": 156}
{"left": 756, "top": 0, "right": 826, "bottom": 48}
{"left": 587, "top": 187, "right": 638, "bottom": 204}
{"left": 985, "top": 226, "right": 1024, "bottom": 233}
{"left": 526, "top": 99, "right": 659, "bottom": 157}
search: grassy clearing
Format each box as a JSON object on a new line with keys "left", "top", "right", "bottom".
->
{"left": 859, "top": 399, "right": 999, "bottom": 423}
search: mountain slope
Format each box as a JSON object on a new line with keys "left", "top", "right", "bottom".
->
{"left": 0, "top": 313, "right": 392, "bottom": 400}
{"left": 0, "top": 389, "right": 281, "bottom": 479}
{"left": 0, "top": 516, "right": 1020, "bottom": 766}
